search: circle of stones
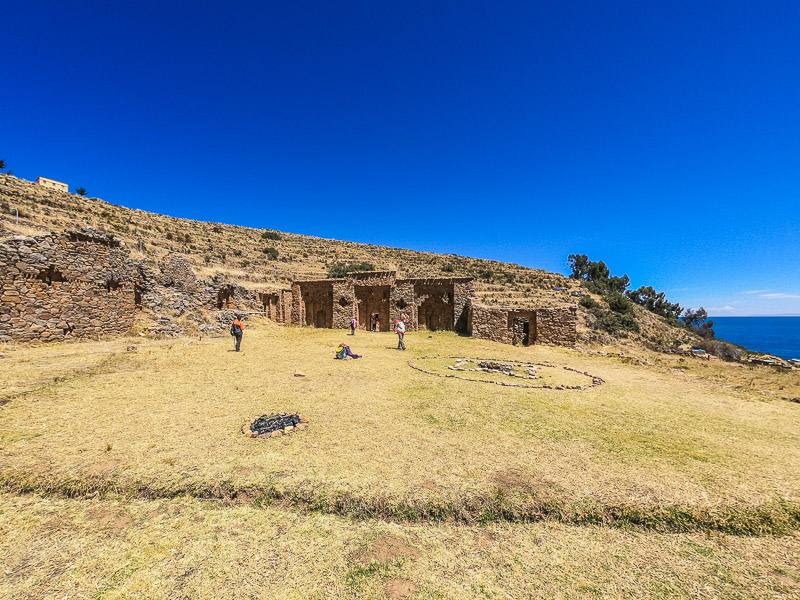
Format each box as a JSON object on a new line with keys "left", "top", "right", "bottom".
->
{"left": 407, "top": 356, "right": 604, "bottom": 390}
{"left": 242, "top": 413, "right": 310, "bottom": 439}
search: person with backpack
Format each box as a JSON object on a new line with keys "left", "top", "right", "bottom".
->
{"left": 350, "top": 317, "right": 358, "bottom": 335}
{"left": 230, "top": 316, "right": 245, "bottom": 352}
{"left": 394, "top": 315, "right": 407, "bottom": 350}
{"left": 335, "top": 343, "right": 362, "bottom": 359}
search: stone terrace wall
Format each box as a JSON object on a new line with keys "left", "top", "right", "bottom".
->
{"left": 0, "top": 229, "right": 140, "bottom": 342}
{"left": 535, "top": 306, "right": 578, "bottom": 346}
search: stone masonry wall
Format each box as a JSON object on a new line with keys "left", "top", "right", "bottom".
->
{"left": 469, "top": 304, "right": 577, "bottom": 347}
{"left": 535, "top": 306, "right": 578, "bottom": 346}
{"left": 468, "top": 305, "right": 515, "bottom": 345}
{"left": 157, "top": 253, "right": 197, "bottom": 292}
{"left": 0, "top": 229, "right": 140, "bottom": 342}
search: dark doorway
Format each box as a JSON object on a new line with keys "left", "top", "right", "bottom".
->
{"left": 356, "top": 286, "right": 390, "bottom": 331}
{"left": 512, "top": 317, "right": 530, "bottom": 346}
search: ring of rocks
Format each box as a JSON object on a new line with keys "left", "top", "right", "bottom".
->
{"left": 242, "top": 413, "right": 310, "bottom": 439}
{"left": 407, "top": 356, "right": 604, "bottom": 390}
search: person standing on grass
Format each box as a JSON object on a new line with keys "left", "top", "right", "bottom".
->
{"left": 394, "top": 315, "right": 407, "bottom": 350}
{"left": 230, "top": 316, "right": 245, "bottom": 352}
{"left": 350, "top": 316, "right": 358, "bottom": 335}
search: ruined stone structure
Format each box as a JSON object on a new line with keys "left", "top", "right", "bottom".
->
{"left": 259, "top": 289, "right": 292, "bottom": 323}
{"left": 0, "top": 229, "right": 578, "bottom": 347}
{"left": 0, "top": 229, "right": 141, "bottom": 342}
{"left": 290, "top": 271, "right": 474, "bottom": 332}
{"left": 468, "top": 305, "right": 578, "bottom": 347}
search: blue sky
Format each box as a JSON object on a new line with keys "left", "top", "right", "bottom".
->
{"left": 3, "top": 1, "right": 799, "bottom": 315}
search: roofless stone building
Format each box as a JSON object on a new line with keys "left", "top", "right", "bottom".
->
{"left": 1, "top": 230, "right": 577, "bottom": 347}
{"left": 289, "top": 271, "right": 474, "bottom": 332}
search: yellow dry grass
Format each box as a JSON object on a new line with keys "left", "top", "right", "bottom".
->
{"left": 2, "top": 325, "right": 800, "bottom": 597}
{"left": 1, "top": 493, "right": 799, "bottom": 600}
{"left": 1, "top": 324, "right": 798, "bottom": 523}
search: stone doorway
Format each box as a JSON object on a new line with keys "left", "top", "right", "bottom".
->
{"left": 512, "top": 317, "right": 530, "bottom": 346}
{"left": 417, "top": 295, "right": 453, "bottom": 332}
{"left": 356, "top": 286, "right": 390, "bottom": 332}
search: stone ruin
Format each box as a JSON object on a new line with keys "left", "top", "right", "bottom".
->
{"left": 0, "top": 229, "right": 142, "bottom": 342}
{"left": 289, "top": 271, "right": 474, "bottom": 333}
{"left": 0, "top": 228, "right": 579, "bottom": 348}
{"left": 0, "top": 229, "right": 266, "bottom": 342}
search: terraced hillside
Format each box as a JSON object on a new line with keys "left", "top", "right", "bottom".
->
{"left": 0, "top": 173, "right": 699, "bottom": 349}
{"left": 0, "top": 174, "right": 578, "bottom": 305}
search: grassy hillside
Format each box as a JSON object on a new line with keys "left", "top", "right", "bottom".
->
{"left": 1, "top": 173, "right": 706, "bottom": 351}
{"left": 0, "top": 174, "right": 577, "bottom": 304}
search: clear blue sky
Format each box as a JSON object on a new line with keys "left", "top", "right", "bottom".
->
{"left": 3, "top": 1, "right": 799, "bottom": 315}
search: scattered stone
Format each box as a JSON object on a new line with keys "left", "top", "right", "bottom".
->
{"left": 126, "top": 345, "right": 137, "bottom": 352}
{"left": 294, "top": 372, "right": 306, "bottom": 377}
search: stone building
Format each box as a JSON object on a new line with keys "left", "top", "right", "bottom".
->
{"left": 468, "top": 305, "right": 578, "bottom": 346}
{"left": 0, "top": 229, "right": 141, "bottom": 342}
{"left": 0, "top": 227, "right": 578, "bottom": 347}
{"left": 36, "top": 177, "right": 69, "bottom": 192}
{"left": 289, "top": 271, "right": 475, "bottom": 332}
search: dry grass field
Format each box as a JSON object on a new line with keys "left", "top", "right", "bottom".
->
{"left": 1, "top": 323, "right": 799, "bottom": 598}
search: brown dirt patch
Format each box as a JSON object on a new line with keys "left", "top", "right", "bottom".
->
{"left": 773, "top": 570, "right": 800, "bottom": 588}
{"left": 356, "top": 533, "right": 419, "bottom": 565}
{"left": 85, "top": 460, "right": 122, "bottom": 477}
{"left": 87, "top": 506, "right": 133, "bottom": 535}
{"left": 421, "top": 479, "right": 440, "bottom": 491}
{"left": 385, "top": 578, "right": 418, "bottom": 599}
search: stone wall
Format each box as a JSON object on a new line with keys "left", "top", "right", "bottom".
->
{"left": 469, "top": 304, "right": 576, "bottom": 347}
{"left": 0, "top": 229, "right": 140, "bottom": 342}
{"left": 288, "top": 273, "right": 476, "bottom": 333}
{"left": 259, "top": 289, "right": 291, "bottom": 323}
{"left": 535, "top": 306, "right": 578, "bottom": 346}
{"left": 157, "top": 253, "right": 197, "bottom": 292}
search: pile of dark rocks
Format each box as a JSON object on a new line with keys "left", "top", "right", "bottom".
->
{"left": 243, "top": 413, "right": 309, "bottom": 438}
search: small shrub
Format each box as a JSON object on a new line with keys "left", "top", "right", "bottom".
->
{"left": 327, "top": 261, "right": 375, "bottom": 278}
{"left": 261, "top": 230, "right": 281, "bottom": 241}
{"left": 262, "top": 247, "right": 279, "bottom": 260}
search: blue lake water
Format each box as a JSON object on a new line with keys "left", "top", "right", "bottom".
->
{"left": 710, "top": 316, "right": 800, "bottom": 360}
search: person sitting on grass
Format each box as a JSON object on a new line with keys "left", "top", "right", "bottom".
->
{"left": 335, "top": 343, "right": 362, "bottom": 359}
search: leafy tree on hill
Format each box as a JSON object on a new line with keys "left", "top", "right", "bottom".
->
{"left": 327, "top": 261, "right": 376, "bottom": 278}
{"left": 682, "top": 307, "right": 715, "bottom": 339}
{"left": 579, "top": 293, "right": 639, "bottom": 334}
{"left": 626, "top": 285, "right": 682, "bottom": 322}
{"left": 567, "top": 254, "right": 630, "bottom": 295}
{"left": 76, "top": 187, "right": 87, "bottom": 196}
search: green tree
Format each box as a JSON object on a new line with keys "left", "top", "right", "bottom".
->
{"left": 327, "top": 261, "right": 376, "bottom": 278}
{"left": 682, "top": 307, "right": 715, "bottom": 338}
{"left": 76, "top": 187, "right": 87, "bottom": 196}
{"left": 626, "top": 285, "right": 682, "bottom": 321}
{"left": 567, "top": 254, "right": 629, "bottom": 295}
